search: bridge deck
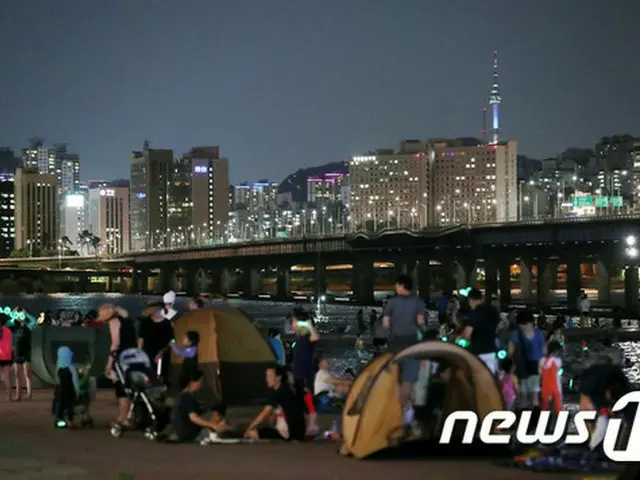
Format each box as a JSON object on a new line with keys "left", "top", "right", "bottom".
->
{"left": 0, "top": 391, "right": 585, "bottom": 480}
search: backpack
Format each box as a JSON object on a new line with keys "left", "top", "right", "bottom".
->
{"left": 0, "top": 326, "right": 12, "bottom": 361}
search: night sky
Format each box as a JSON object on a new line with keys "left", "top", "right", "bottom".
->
{"left": 1, "top": 1, "right": 639, "bottom": 183}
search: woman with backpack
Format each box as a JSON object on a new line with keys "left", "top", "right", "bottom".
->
{"left": 507, "top": 310, "right": 545, "bottom": 409}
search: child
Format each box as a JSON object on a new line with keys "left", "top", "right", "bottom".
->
{"left": 54, "top": 346, "right": 80, "bottom": 427}
{"left": 171, "top": 330, "right": 200, "bottom": 389}
{"left": 539, "top": 340, "right": 563, "bottom": 414}
{"left": 499, "top": 358, "right": 519, "bottom": 410}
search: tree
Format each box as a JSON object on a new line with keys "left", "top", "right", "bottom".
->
{"left": 9, "top": 248, "right": 29, "bottom": 258}
{"left": 90, "top": 235, "right": 101, "bottom": 255}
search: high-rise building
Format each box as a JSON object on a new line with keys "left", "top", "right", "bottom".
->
{"left": 596, "top": 135, "right": 637, "bottom": 171}
{"left": 349, "top": 141, "right": 431, "bottom": 230}
{"left": 307, "top": 173, "right": 348, "bottom": 204}
{"left": 183, "top": 147, "right": 229, "bottom": 241}
{"left": 14, "top": 167, "right": 58, "bottom": 251}
{"left": 0, "top": 173, "right": 15, "bottom": 257}
{"left": 0, "top": 148, "right": 19, "bottom": 173}
{"left": 130, "top": 141, "right": 174, "bottom": 250}
{"left": 21, "top": 141, "right": 80, "bottom": 194}
{"left": 60, "top": 192, "right": 87, "bottom": 247}
{"left": 431, "top": 141, "right": 518, "bottom": 225}
{"left": 167, "top": 157, "right": 193, "bottom": 244}
{"left": 233, "top": 181, "right": 279, "bottom": 212}
{"left": 88, "top": 185, "right": 130, "bottom": 254}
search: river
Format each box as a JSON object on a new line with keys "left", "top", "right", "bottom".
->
{"left": 0, "top": 293, "right": 638, "bottom": 385}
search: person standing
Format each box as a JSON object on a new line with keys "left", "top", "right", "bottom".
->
{"left": 459, "top": 288, "right": 501, "bottom": 375}
{"left": 382, "top": 275, "right": 426, "bottom": 426}
{"left": 508, "top": 310, "right": 545, "bottom": 408}
{"left": 290, "top": 309, "right": 319, "bottom": 436}
{"left": 356, "top": 309, "right": 367, "bottom": 335}
{"left": 11, "top": 312, "right": 32, "bottom": 400}
{"left": 99, "top": 304, "right": 138, "bottom": 427}
{"left": 138, "top": 308, "right": 174, "bottom": 381}
{"left": 0, "top": 314, "right": 13, "bottom": 401}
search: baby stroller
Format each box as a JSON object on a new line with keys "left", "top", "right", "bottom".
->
{"left": 110, "top": 348, "right": 168, "bottom": 440}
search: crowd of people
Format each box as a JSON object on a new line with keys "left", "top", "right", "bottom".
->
{"left": 379, "top": 274, "right": 632, "bottom": 449}
{"left": 0, "top": 281, "right": 634, "bottom": 453}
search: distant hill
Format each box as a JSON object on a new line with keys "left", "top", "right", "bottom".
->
{"left": 278, "top": 161, "right": 347, "bottom": 203}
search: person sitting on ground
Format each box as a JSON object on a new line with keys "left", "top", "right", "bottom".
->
{"left": 170, "top": 330, "right": 200, "bottom": 389}
{"left": 187, "top": 296, "right": 205, "bottom": 310}
{"left": 170, "top": 369, "right": 231, "bottom": 443}
{"left": 313, "top": 357, "right": 352, "bottom": 412}
{"left": 244, "top": 365, "right": 306, "bottom": 442}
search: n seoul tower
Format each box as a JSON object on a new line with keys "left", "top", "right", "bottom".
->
{"left": 489, "top": 50, "right": 501, "bottom": 145}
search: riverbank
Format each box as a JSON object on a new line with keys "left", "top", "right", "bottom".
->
{"left": 0, "top": 391, "right": 583, "bottom": 480}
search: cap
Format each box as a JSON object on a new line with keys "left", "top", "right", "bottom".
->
{"left": 163, "top": 291, "right": 176, "bottom": 304}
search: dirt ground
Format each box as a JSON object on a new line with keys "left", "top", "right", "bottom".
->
{"left": 0, "top": 391, "right": 612, "bottom": 480}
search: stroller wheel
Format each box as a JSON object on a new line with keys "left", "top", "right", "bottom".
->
{"left": 110, "top": 423, "right": 124, "bottom": 438}
{"left": 144, "top": 427, "right": 157, "bottom": 440}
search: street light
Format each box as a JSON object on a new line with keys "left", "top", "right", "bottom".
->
{"left": 626, "top": 235, "right": 636, "bottom": 247}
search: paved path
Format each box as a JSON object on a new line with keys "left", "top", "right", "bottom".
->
{"left": 0, "top": 391, "right": 610, "bottom": 480}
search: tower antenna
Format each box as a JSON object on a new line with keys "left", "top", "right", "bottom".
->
{"left": 489, "top": 49, "right": 501, "bottom": 145}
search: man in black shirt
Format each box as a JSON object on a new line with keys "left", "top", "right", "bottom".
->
{"left": 245, "top": 365, "right": 306, "bottom": 441}
{"left": 171, "top": 369, "right": 229, "bottom": 443}
{"left": 460, "top": 288, "right": 500, "bottom": 374}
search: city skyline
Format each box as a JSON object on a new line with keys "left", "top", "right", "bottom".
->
{"left": 2, "top": 1, "right": 639, "bottom": 183}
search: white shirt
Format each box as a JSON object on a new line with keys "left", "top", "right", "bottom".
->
{"left": 579, "top": 297, "right": 590, "bottom": 313}
{"left": 314, "top": 369, "right": 334, "bottom": 396}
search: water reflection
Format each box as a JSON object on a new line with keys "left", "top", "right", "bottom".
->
{"left": 0, "top": 294, "right": 636, "bottom": 383}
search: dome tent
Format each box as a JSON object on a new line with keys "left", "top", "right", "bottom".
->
{"left": 171, "top": 307, "right": 275, "bottom": 406}
{"left": 340, "top": 341, "right": 505, "bottom": 459}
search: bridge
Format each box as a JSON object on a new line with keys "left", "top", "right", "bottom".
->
{"left": 0, "top": 215, "right": 639, "bottom": 309}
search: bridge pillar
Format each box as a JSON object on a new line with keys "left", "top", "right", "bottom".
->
{"left": 276, "top": 266, "right": 290, "bottom": 301}
{"left": 566, "top": 257, "right": 582, "bottom": 311}
{"left": 352, "top": 260, "right": 375, "bottom": 305}
{"left": 537, "top": 259, "right": 553, "bottom": 307}
{"left": 314, "top": 264, "right": 327, "bottom": 299}
{"left": 454, "top": 257, "right": 476, "bottom": 289}
{"left": 209, "top": 267, "right": 222, "bottom": 295}
{"left": 624, "top": 267, "right": 639, "bottom": 311}
{"left": 416, "top": 259, "right": 430, "bottom": 301}
{"left": 597, "top": 258, "right": 612, "bottom": 304}
{"left": 484, "top": 259, "right": 498, "bottom": 299}
{"left": 132, "top": 269, "right": 149, "bottom": 294}
{"left": 440, "top": 259, "right": 457, "bottom": 294}
{"left": 184, "top": 268, "right": 198, "bottom": 297}
{"left": 160, "top": 265, "right": 176, "bottom": 293}
{"left": 78, "top": 274, "right": 89, "bottom": 293}
{"left": 498, "top": 261, "right": 512, "bottom": 305}
{"left": 519, "top": 260, "right": 533, "bottom": 300}
{"left": 549, "top": 260, "right": 559, "bottom": 290}
{"left": 220, "top": 268, "right": 233, "bottom": 294}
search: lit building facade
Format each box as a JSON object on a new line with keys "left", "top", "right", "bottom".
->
{"left": 130, "top": 142, "right": 173, "bottom": 250}
{"left": 88, "top": 186, "right": 130, "bottom": 254}
{"left": 0, "top": 173, "right": 15, "bottom": 257}
{"left": 307, "top": 173, "right": 348, "bottom": 204}
{"left": 183, "top": 147, "right": 230, "bottom": 243}
{"left": 60, "top": 193, "right": 87, "bottom": 246}
{"left": 21, "top": 142, "right": 80, "bottom": 194}
{"left": 349, "top": 142, "right": 431, "bottom": 230}
{"left": 233, "top": 181, "right": 279, "bottom": 212}
{"left": 431, "top": 141, "right": 518, "bottom": 225}
{"left": 14, "top": 168, "right": 58, "bottom": 251}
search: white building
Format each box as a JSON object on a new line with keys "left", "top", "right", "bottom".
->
{"left": 88, "top": 186, "right": 130, "bottom": 254}
{"left": 60, "top": 193, "right": 87, "bottom": 249}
